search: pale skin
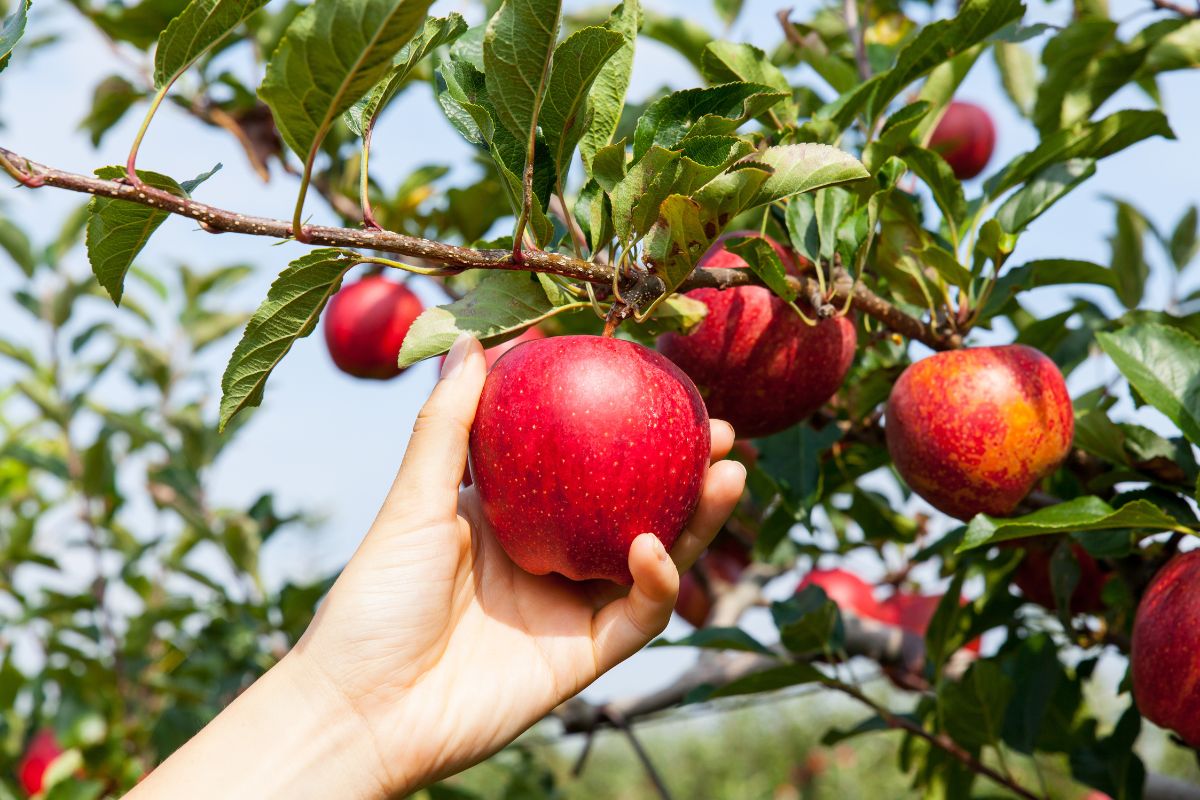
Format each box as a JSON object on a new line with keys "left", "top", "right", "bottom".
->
{"left": 127, "top": 333, "right": 747, "bottom": 799}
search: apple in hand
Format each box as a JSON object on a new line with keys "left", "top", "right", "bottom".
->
{"left": 469, "top": 335, "right": 711, "bottom": 584}
{"left": 675, "top": 537, "right": 750, "bottom": 627}
{"left": 1011, "top": 540, "right": 1108, "bottom": 614}
{"left": 797, "top": 568, "right": 885, "bottom": 621}
{"left": 885, "top": 345, "right": 1074, "bottom": 521}
{"left": 928, "top": 101, "right": 996, "bottom": 180}
{"left": 18, "top": 730, "right": 63, "bottom": 795}
{"left": 324, "top": 275, "right": 424, "bottom": 379}
{"left": 1132, "top": 550, "right": 1200, "bottom": 748}
{"left": 658, "top": 232, "right": 857, "bottom": 439}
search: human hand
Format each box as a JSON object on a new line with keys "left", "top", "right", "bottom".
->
{"left": 131, "top": 334, "right": 746, "bottom": 799}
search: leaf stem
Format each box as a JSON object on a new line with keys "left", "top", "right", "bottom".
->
{"left": 126, "top": 85, "right": 170, "bottom": 184}
{"left": 359, "top": 123, "right": 381, "bottom": 230}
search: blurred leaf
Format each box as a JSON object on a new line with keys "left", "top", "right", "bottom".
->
{"left": 0, "top": 0, "right": 29, "bottom": 72}
{"left": 772, "top": 585, "right": 842, "bottom": 654}
{"left": 941, "top": 660, "right": 1013, "bottom": 750}
{"left": 994, "top": 158, "right": 1095, "bottom": 235}
{"left": 80, "top": 76, "right": 143, "bottom": 147}
{"left": 1108, "top": 198, "right": 1150, "bottom": 309}
{"left": 993, "top": 40, "right": 1036, "bottom": 116}
{"left": 578, "top": 0, "right": 638, "bottom": 171}
{"left": 960, "top": 497, "right": 1187, "bottom": 551}
{"left": 258, "top": 0, "right": 434, "bottom": 159}
{"left": 639, "top": 9, "right": 711, "bottom": 72}
{"left": 1168, "top": 204, "right": 1198, "bottom": 271}
{"left": 651, "top": 627, "right": 774, "bottom": 654}
{"left": 1031, "top": 18, "right": 1116, "bottom": 136}
{"left": 154, "top": 0, "right": 270, "bottom": 90}
{"left": 707, "top": 664, "right": 825, "bottom": 699}
{"left": 218, "top": 249, "right": 357, "bottom": 430}
{"left": 0, "top": 211, "right": 35, "bottom": 275}
{"left": 1096, "top": 323, "right": 1200, "bottom": 445}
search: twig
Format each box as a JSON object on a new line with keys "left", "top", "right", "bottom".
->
{"left": 0, "top": 147, "right": 961, "bottom": 351}
{"left": 843, "top": 0, "right": 871, "bottom": 81}
{"left": 1149, "top": 0, "right": 1200, "bottom": 16}
{"left": 611, "top": 712, "right": 675, "bottom": 800}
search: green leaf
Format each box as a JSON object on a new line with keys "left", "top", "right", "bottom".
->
{"left": 995, "top": 158, "right": 1096, "bottom": 235}
{"left": 632, "top": 82, "right": 787, "bottom": 161}
{"left": 1137, "top": 19, "right": 1200, "bottom": 76}
{"left": 941, "top": 660, "right": 1014, "bottom": 750}
{"left": 916, "top": 245, "right": 972, "bottom": 289}
{"left": 785, "top": 193, "right": 819, "bottom": 265}
{"left": 1108, "top": 198, "right": 1150, "bottom": 310}
{"left": 727, "top": 236, "right": 796, "bottom": 302}
{"left": 218, "top": 249, "right": 358, "bottom": 430}
{"left": 258, "top": 0, "right": 434, "bottom": 159}
{"left": 397, "top": 271, "right": 587, "bottom": 367}
{"left": 0, "top": 0, "right": 30, "bottom": 73}
{"left": 578, "top": 0, "right": 639, "bottom": 171}
{"left": 986, "top": 109, "right": 1174, "bottom": 198}
{"left": 641, "top": 194, "right": 711, "bottom": 293}
{"left": 540, "top": 26, "right": 624, "bottom": 189}
{"left": 1031, "top": 19, "right": 1117, "bottom": 137}
{"left": 708, "top": 664, "right": 825, "bottom": 699}
{"left": 483, "top": 0, "right": 562, "bottom": 142}
{"left": 79, "top": 75, "right": 143, "bottom": 146}
{"left": 699, "top": 42, "right": 793, "bottom": 126}
{"left": 902, "top": 146, "right": 966, "bottom": 228}
{"left": 1096, "top": 323, "right": 1200, "bottom": 445}
{"left": 959, "top": 497, "right": 1188, "bottom": 552}
{"left": 822, "top": 0, "right": 1024, "bottom": 126}
{"left": 154, "top": 0, "right": 270, "bottom": 90}
{"left": 993, "top": 40, "right": 1037, "bottom": 116}
{"left": 651, "top": 626, "right": 774, "bottom": 654}
{"left": 639, "top": 10, "right": 711, "bottom": 72}
{"left": 712, "top": 0, "right": 742, "bottom": 27}
{"left": 85, "top": 166, "right": 218, "bottom": 304}
{"left": 1168, "top": 204, "right": 1198, "bottom": 271}
{"left": 0, "top": 212, "right": 36, "bottom": 276}
{"left": 747, "top": 144, "right": 869, "bottom": 209}
{"left": 772, "top": 586, "right": 842, "bottom": 654}
{"left": 344, "top": 13, "right": 468, "bottom": 136}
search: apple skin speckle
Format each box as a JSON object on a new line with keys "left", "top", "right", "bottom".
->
{"left": 468, "top": 335, "right": 711, "bottom": 585}
{"left": 884, "top": 344, "right": 1074, "bottom": 521}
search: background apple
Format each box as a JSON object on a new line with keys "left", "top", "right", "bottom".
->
{"left": 323, "top": 275, "right": 424, "bottom": 380}
{"left": 658, "top": 232, "right": 857, "bottom": 439}
{"left": 1011, "top": 540, "right": 1109, "bottom": 614}
{"left": 797, "top": 568, "right": 886, "bottom": 622}
{"left": 675, "top": 537, "right": 751, "bottom": 627}
{"left": 18, "top": 730, "right": 63, "bottom": 796}
{"left": 1132, "top": 551, "right": 1200, "bottom": 748}
{"left": 879, "top": 592, "right": 981, "bottom": 654}
{"left": 885, "top": 345, "right": 1073, "bottom": 520}
{"left": 469, "top": 336, "right": 711, "bottom": 584}
{"left": 928, "top": 100, "right": 996, "bottom": 179}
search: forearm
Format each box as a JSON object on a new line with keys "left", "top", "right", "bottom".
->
{"left": 126, "top": 652, "right": 400, "bottom": 799}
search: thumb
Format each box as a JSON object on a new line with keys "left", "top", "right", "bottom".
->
{"left": 378, "top": 333, "right": 486, "bottom": 525}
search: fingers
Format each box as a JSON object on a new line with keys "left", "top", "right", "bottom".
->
{"left": 590, "top": 534, "right": 679, "bottom": 673}
{"left": 379, "top": 334, "right": 487, "bottom": 524}
{"left": 709, "top": 419, "right": 734, "bottom": 463}
{"left": 669, "top": 460, "right": 747, "bottom": 572}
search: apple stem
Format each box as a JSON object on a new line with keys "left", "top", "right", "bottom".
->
{"left": 601, "top": 304, "right": 625, "bottom": 337}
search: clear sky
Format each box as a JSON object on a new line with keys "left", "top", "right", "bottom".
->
{"left": 0, "top": 0, "right": 1196, "bottom": 702}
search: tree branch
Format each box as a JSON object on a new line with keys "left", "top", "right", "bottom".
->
{"left": 1149, "top": 0, "right": 1200, "bottom": 17}
{"left": 0, "top": 146, "right": 960, "bottom": 351}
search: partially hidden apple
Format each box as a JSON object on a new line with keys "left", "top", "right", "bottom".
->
{"left": 1011, "top": 540, "right": 1108, "bottom": 615}
{"left": 675, "top": 537, "right": 750, "bottom": 627}
{"left": 658, "top": 232, "right": 857, "bottom": 439}
{"left": 18, "top": 730, "right": 63, "bottom": 796}
{"left": 885, "top": 345, "right": 1074, "bottom": 521}
{"left": 879, "top": 592, "right": 981, "bottom": 654}
{"left": 324, "top": 275, "right": 424, "bottom": 380}
{"left": 1132, "top": 550, "right": 1200, "bottom": 747}
{"left": 469, "top": 335, "right": 711, "bottom": 584}
{"left": 928, "top": 101, "right": 996, "bottom": 180}
{"left": 797, "top": 568, "right": 886, "bottom": 622}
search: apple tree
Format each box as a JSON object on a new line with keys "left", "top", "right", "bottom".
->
{"left": 0, "top": 0, "right": 1199, "bottom": 795}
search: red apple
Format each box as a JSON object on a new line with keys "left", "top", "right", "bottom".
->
{"left": 880, "top": 592, "right": 981, "bottom": 654}
{"left": 323, "top": 275, "right": 424, "bottom": 379}
{"left": 18, "top": 730, "right": 63, "bottom": 795}
{"left": 1011, "top": 540, "right": 1108, "bottom": 614}
{"left": 928, "top": 101, "right": 996, "bottom": 180}
{"left": 675, "top": 537, "right": 750, "bottom": 626}
{"left": 885, "top": 345, "right": 1074, "bottom": 521}
{"left": 797, "top": 568, "right": 885, "bottom": 621}
{"left": 657, "top": 232, "right": 857, "bottom": 439}
{"left": 469, "top": 335, "right": 711, "bottom": 584}
{"left": 1132, "top": 550, "right": 1200, "bottom": 748}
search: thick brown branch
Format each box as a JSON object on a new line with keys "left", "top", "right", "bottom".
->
{"left": 0, "top": 147, "right": 959, "bottom": 351}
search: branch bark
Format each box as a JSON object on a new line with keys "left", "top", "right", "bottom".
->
{"left": 0, "top": 147, "right": 961, "bottom": 351}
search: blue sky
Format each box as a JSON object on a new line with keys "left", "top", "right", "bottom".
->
{"left": 0, "top": 0, "right": 1196, "bottom": 701}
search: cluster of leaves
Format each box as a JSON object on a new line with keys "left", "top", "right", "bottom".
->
{"left": 0, "top": 209, "right": 333, "bottom": 797}
{"left": 0, "top": 0, "right": 1199, "bottom": 795}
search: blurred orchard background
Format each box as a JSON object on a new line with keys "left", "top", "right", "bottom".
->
{"left": 0, "top": 0, "right": 1198, "bottom": 795}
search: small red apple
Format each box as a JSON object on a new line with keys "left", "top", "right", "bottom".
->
{"left": 675, "top": 539, "right": 750, "bottom": 627}
{"left": 1011, "top": 540, "right": 1108, "bottom": 614}
{"left": 885, "top": 345, "right": 1074, "bottom": 521}
{"left": 658, "top": 232, "right": 857, "bottom": 439}
{"left": 18, "top": 730, "right": 63, "bottom": 795}
{"left": 879, "top": 592, "right": 981, "bottom": 654}
{"left": 928, "top": 101, "right": 996, "bottom": 180}
{"left": 1132, "top": 550, "right": 1200, "bottom": 748}
{"left": 469, "top": 335, "right": 711, "bottom": 584}
{"left": 323, "top": 275, "right": 424, "bottom": 380}
{"left": 796, "top": 568, "right": 885, "bottom": 621}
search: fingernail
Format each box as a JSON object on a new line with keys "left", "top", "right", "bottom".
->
{"left": 440, "top": 333, "right": 473, "bottom": 380}
{"left": 650, "top": 534, "right": 669, "bottom": 562}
